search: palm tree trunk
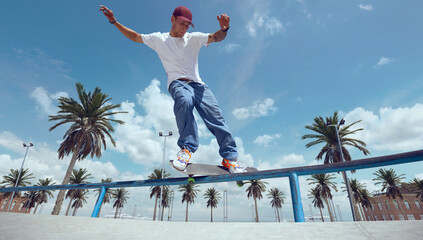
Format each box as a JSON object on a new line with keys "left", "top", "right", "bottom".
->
{"left": 276, "top": 207, "right": 280, "bottom": 222}
{"left": 398, "top": 203, "right": 408, "bottom": 220}
{"left": 211, "top": 207, "right": 213, "bottom": 222}
{"left": 33, "top": 203, "right": 39, "bottom": 214}
{"left": 350, "top": 195, "right": 362, "bottom": 221}
{"left": 95, "top": 194, "right": 102, "bottom": 217}
{"left": 51, "top": 148, "right": 80, "bottom": 215}
{"left": 72, "top": 206, "right": 78, "bottom": 216}
{"left": 330, "top": 199, "right": 338, "bottom": 221}
{"left": 153, "top": 196, "right": 158, "bottom": 221}
{"left": 254, "top": 197, "right": 259, "bottom": 223}
{"left": 97, "top": 205, "right": 102, "bottom": 218}
{"left": 371, "top": 210, "right": 376, "bottom": 221}
{"left": 358, "top": 204, "right": 366, "bottom": 221}
{"left": 25, "top": 206, "right": 30, "bottom": 213}
{"left": 323, "top": 198, "right": 334, "bottom": 222}
{"left": 114, "top": 206, "right": 119, "bottom": 219}
{"left": 65, "top": 198, "right": 73, "bottom": 216}
{"left": 353, "top": 201, "right": 362, "bottom": 221}
{"left": 319, "top": 207, "right": 324, "bottom": 222}
{"left": 185, "top": 201, "right": 189, "bottom": 222}
{"left": 161, "top": 203, "right": 165, "bottom": 221}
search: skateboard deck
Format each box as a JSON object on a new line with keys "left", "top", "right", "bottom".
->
{"left": 169, "top": 160, "right": 258, "bottom": 186}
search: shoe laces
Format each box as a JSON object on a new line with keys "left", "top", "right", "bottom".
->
{"left": 222, "top": 158, "right": 243, "bottom": 170}
{"left": 177, "top": 148, "right": 191, "bottom": 164}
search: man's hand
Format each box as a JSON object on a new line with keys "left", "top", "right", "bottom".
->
{"left": 217, "top": 14, "right": 230, "bottom": 30}
{"left": 207, "top": 14, "right": 230, "bottom": 44}
{"left": 99, "top": 5, "right": 116, "bottom": 22}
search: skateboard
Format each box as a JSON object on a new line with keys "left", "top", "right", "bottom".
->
{"left": 169, "top": 160, "right": 258, "bottom": 187}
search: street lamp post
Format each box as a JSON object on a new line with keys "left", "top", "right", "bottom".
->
{"left": 158, "top": 131, "right": 172, "bottom": 221}
{"left": 7, "top": 143, "right": 33, "bottom": 212}
{"left": 327, "top": 119, "right": 357, "bottom": 221}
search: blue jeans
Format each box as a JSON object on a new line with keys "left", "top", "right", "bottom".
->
{"left": 168, "top": 80, "right": 238, "bottom": 160}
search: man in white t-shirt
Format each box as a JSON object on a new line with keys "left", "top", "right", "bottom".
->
{"left": 100, "top": 5, "right": 245, "bottom": 173}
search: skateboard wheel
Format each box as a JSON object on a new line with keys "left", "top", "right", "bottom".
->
{"left": 236, "top": 181, "right": 244, "bottom": 187}
{"left": 188, "top": 178, "right": 195, "bottom": 184}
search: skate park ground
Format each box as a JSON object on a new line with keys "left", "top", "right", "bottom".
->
{"left": 1, "top": 212, "right": 423, "bottom": 240}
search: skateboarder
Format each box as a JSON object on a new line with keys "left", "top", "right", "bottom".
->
{"left": 100, "top": 5, "right": 245, "bottom": 173}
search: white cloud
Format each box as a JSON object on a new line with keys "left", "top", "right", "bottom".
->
{"left": 257, "top": 153, "right": 305, "bottom": 170}
{"left": 278, "top": 153, "right": 306, "bottom": 167}
{"left": 265, "top": 18, "right": 284, "bottom": 35}
{"left": 375, "top": 57, "right": 393, "bottom": 67}
{"left": 114, "top": 79, "right": 223, "bottom": 167}
{"left": 247, "top": 13, "right": 284, "bottom": 37}
{"left": 344, "top": 104, "right": 423, "bottom": 151}
{"left": 136, "top": 79, "right": 176, "bottom": 133}
{"left": 221, "top": 43, "right": 241, "bottom": 53}
{"left": 359, "top": 4, "right": 374, "bottom": 11}
{"left": 0, "top": 131, "right": 124, "bottom": 186}
{"left": 253, "top": 134, "right": 281, "bottom": 147}
{"left": 193, "top": 137, "right": 254, "bottom": 167}
{"left": 30, "top": 87, "right": 68, "bottom": 116}
{"left": 233, "top": 98, "right": 277, "bottom": 120}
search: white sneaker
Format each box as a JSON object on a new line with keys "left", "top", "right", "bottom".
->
{"left": 173, "top": 148, "right": 192, "bottom": 171}
{"left": 222, "top": 158, "right": 246, "bottom": 173}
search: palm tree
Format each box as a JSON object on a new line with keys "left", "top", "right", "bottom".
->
{"left": 33, "top": 178, "right": 56, "bottom": 214}
{"left": 267, "top": 187, "right": 285, "bottom": 222}
{"left": 342, "top": 179, "right": 365, "bottom": 221}
{"left": 113, "top": 188, "right": 129, "bottom": 219}
{"left": 302, "top": 112, "right": 370, "bottom": 221}
{"left": 93, "top": 178, "right": 115, "bottom": 217}
{"left": 358, "top": 188, "right": 373, "bottom": 221}
{"left": 49, "top": 82, "right": 126, "bottom": 215}
{"left": 373, "top": 168, "right": 407, "bottom": 220}
{"left": 307, "top": 173, "right": 337, "bottom": 221}
{"left": 22, "top": 191, "right": 38, "bottom": 213}
{"left": 71, "top": 189, "right": 89, "bottom": 216}
{"left": 246, "top": 179, "right": 268, "bottom": 222}
{"left": 65, "top": 168, "right": 92, "bottom": 216}
{"left": 204, "top": 188, "right": 221, "bottom": 222}
{"left": 410, "top": 178, "right": 423, "bottom": 201}
{"left": 1, "top": 168, "right": 34, "bottom": 211}
{"left": 308, "top": 186, "right": 325, "bottom": 222}
{"left": 302, "top": 111, "right": 370, "bottom": 165}
{"left": 148, "top": 169, "right": 171, "bottom": 221}
{"left": 179, "top": 183, "right": 200, "bottom": 222}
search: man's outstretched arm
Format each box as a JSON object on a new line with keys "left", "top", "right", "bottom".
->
{"left": 208, "top": 14, "right": 230, "bottom": 43}
{"left": 99, "top": 5, "right": 144, "bottom": 43}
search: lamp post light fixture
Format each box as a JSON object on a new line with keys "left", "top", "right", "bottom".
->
{"left": 326, "top": 119, "right": 357, "bottom": 221}
{"left": 157, "top": 131, "right": 172, "bottom": 221}
{"left": 7, "top": 142, "right": 34, "bottom": 212}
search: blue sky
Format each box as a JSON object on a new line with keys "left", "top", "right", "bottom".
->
{"left": 1, "top": 0, "right": 423, "bottom": 222}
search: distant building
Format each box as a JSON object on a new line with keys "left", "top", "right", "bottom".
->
{"left": 0, "top": 188, "right": 33, "bottom": 213}
{"left": 363, "top": 184, "right": 423, "bottom": 221}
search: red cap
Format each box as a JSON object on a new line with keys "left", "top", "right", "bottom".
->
{"left": 173, "top": 6, "right": 194, "bottom": 28}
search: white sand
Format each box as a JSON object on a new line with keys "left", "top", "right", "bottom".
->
{"left": 1, "top": 212, "right": 422, "bottom": 240}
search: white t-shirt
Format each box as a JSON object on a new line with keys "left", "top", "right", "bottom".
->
{"left": 141, "top": 32, "right": 210, "bottom": 89}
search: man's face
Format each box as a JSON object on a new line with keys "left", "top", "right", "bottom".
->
{"left": 171, "top": 16, "right": 190, "bottom": 37}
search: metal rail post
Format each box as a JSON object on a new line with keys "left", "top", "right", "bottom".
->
{"left": 91, "top": 186, "right": 106, "bottom": 217}
{"left": 289, "top": 172, "right": 305, "bottom": 222}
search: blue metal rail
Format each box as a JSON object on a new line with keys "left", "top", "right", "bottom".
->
{"left": 1, "top": 149, "right": 423, "bottom": 221}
